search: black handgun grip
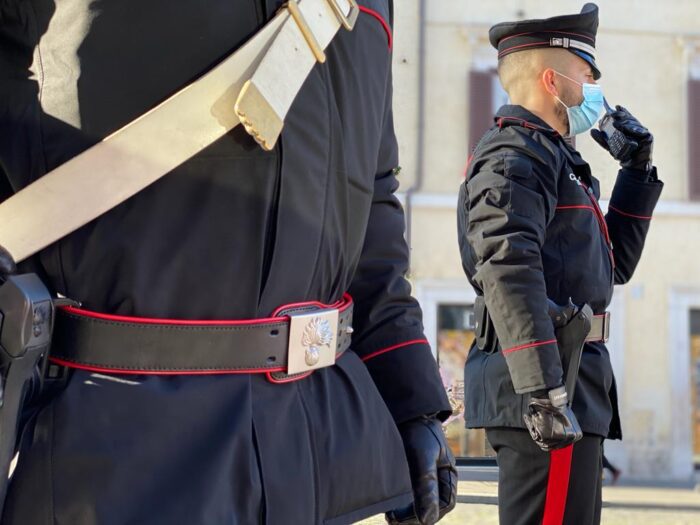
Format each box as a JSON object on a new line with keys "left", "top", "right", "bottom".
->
{"left": 547, "top": 298, "right": 577, "bottom": 329}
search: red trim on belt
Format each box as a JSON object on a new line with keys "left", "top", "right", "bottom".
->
{"left": 541, "top": 444, "right": 574, "bottom": 525}
{"left": 62, "top": 293, "right": 353, "bottom": 326}
{"left": 49, "top": 294, "right": 354, "bottom": 378}
{"left": 60, "top": 307, "right": 281, "bottom": 326}
{"left": 359, "top": 6, "right": 392, "bottom": 50}
{"left": 265, "top": 371, "right": 314, "bottom": 384}
{"left": 502, "top": 339, "right": 557, "bottom": 355}
{"left": 47, "top": 356, "right": 286, "bottom": 376}
{"left": 361, "top": 338, "right": 429, "bottom": 362}
{"left": 608, "top": 205, "right": 653, "bottom": 220}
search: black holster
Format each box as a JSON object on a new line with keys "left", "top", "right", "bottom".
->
{"left": 0, "top": 274, "right": 54, "bottom": 516}
{"left": 547, "top": 298, "right": 592, "bottom": 403}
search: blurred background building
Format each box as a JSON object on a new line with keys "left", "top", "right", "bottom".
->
{"left": 391, "top": 0, "right": 700, "bottom": 484}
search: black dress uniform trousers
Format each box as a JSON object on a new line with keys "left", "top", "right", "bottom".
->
{"left": 487, "top": 428, "right": 603, "bottom": 525}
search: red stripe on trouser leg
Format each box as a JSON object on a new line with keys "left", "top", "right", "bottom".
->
{"left": 541, "top": 444, "right": 574, "bottom": 525}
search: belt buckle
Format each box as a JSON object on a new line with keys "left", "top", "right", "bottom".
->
{"left": 602, "top": 312, "right": 611, "bottom": 343}
{"left": 287, "top": 308, "right": 340, "bottom": 375}
{"left": 327, "top": 0, "right": 360, "bottom": 31}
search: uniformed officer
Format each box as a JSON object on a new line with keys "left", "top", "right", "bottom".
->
{"left": 0, "top": 1, "right": 457, "bottom": 524}
{"left": 458, "top": 3, "right": 663, "bottom": 524}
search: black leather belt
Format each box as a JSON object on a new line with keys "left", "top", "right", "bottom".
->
{"left": 49, "top": 295, "right": 354, "bottom": 378}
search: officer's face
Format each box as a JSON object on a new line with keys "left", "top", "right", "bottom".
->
{"left": 558, "top": 59, "right": 597, "bottom": 105}
{"left": 551, "top": 57, "right": 597, "bottom": 129}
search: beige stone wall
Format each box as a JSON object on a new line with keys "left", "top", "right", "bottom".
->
{"left": 394, "top": 0, "right": 700, "bottom": 481}
{"left": 392, "top": 0, "right": 420, "bottom": 185}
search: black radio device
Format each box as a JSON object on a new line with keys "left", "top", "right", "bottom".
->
{"left": 598, "top": 99, "right": 636, "bottom": 161}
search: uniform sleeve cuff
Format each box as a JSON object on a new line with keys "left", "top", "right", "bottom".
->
{"left": 608, "top": 167, "right": 663, "bottom": 220}
{"left": 502, "top": 340, "right": 564, "bottom": 394}
{"left": 361, "top": 340, "right": 452, "bottom": 424}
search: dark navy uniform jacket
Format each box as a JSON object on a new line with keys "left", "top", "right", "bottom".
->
{"left": 458, "top": 105, "right": 663, "bottom": 439}
{"left": 0, "top": 1, "right": 450, "bottom": 523}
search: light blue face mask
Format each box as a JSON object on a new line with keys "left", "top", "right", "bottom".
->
{"left": 553, "top": 71, "right": 604, "bottom": 136}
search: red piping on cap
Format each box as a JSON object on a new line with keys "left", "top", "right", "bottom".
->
{"left": 500, "top": 30, "right": 595, "bottom": 45}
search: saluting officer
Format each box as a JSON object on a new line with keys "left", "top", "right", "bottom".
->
{"left": 458, "top": 4, "right": 663, "bottom": 524}
{"left": 0, "top": 1, "right": 456, "bottom": 524}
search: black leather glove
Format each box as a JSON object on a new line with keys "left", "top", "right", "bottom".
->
{"left": 590, "top": 105, "right": 653, "bottom": 172}
{"left": 385, "top": 415, "right": 457, "bottom": 525}
{"left": 523, "top": 386, "right": 582, "bottom": 452}
{"left": 0, "top": 245, "right": 16, "bottom": 282}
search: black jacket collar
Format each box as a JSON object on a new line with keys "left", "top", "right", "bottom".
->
{"left": 494, "top": 105, "right": 561, "bottom": 138}
{"left": 494, "top": 105, "right": 593, "bottom": 169}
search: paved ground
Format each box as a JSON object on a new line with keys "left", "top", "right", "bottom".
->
{"left": 358, "top": 482, "right": 700, "bottom": 524}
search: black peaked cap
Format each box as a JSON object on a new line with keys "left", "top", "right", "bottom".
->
{"left": 489, "top": 3, "right": 601, "bottom": 79}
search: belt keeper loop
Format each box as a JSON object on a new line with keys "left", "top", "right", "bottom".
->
{"left": 286, "top": 0, "right": 326, "bottom": 63}
{"left": 327, "top": 0, "right": 360, "bottom": 31}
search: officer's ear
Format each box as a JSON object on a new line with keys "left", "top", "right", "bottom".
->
{"left": 541, "top": 68, "right": 559, "bottom": 98}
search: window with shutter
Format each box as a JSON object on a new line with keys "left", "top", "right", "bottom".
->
{"left": 468, "top": 69, "right": 508, "bottom": 153}
{"left": 468, "top": 70, "right": 494, "bottom": 152}
{"left": 689, "top": 78, "right": 700, "bottom": 200}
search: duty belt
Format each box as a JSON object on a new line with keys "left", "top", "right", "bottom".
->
{"left": 48, "top": 295, "right": 354, "bottom": 381}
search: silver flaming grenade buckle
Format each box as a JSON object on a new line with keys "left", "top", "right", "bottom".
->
{"left": 286, "top": 308, "right": 340, "bottom": 375}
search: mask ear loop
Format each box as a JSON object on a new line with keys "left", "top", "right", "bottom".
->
{"left": 548, "top": 70, "right": 571, "bottom": 110}
{"left": 554, "top": 95, "right": 569, "bottom": 110}
{"left": 552, "top": 69, "right": 583, "bottom": 87}
{"left": 547, "top": 70, "right": 574, "bottom": 136}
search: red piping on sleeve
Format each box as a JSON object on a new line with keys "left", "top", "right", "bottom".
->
{"left": 541, "top": 444, "right": 574, "bottom": 525}
{"left": 502, "top": 339, "right": 557, "bottom": 356}
{"left": 608, "top": 205, "right": 652, "bottom": 220}
{"left": 359, "top": 6, "right": 392, "bottom": 50}
{"left": 361, "top": 338, "right": 429, "bottom": 362}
